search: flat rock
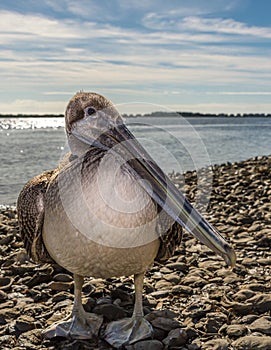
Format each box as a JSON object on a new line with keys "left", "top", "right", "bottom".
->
{"left": 149, "top": 290, "right": 169, "bottom": 299}
{"left": 171, "top": 284, "right": 192, "bottom": 295}
{"left": 249, "top": 316, "right": 271, "bottom": 335}
{"left": 226, "top": 324, "right": 247, "bottom": 337}
{"left": 181, "top": 275, "right": 207, "bottom": 288}
{"left": 166, "top": 262, "right": 188, "bottom": 273}
{"left": 232, "top": 336, "right": 271, "bottom": 350}
{"left": 201, "top": 338, "right": 229, "bottom": 350}
{"left": 145, "top": 309, "right": 178, "bottom": 322}
{"left": 163, "top": 273, "right": 181, "bottom": 284}
{"left": 154, "top": 280, "right": 172, "bottom": 290}
{"left": 48, "top": 281, "right": 73, "bottom": 291}
{"left": 53, "top": 273, "right": 73, "bottom": 282}
{"left": 150, "top": 316, "right": 180, "bottom": 331}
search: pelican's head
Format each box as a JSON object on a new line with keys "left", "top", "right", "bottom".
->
{"left": 65, "top": 92, "right": 125, "bottom": 154}
{"left": 65, "top": 92, "right": 236, "bottom": 267}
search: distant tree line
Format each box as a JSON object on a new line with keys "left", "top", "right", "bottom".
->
{"left": 0, "top": 112, "right": 270, "bottom": 118}
{"left": 123, "top": 111, "right": 271, "bottom": 118}
{"left": 0, "top": 114, "right": 64, "bottom": 118}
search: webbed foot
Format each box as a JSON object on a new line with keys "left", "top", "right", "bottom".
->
{"left": 43, "top": 311, "right": 103, "bottom": 340}
{"left": 104, "top": 316, "right": 153, "bottom": 348}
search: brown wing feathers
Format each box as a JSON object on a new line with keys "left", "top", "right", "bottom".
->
{"left": 17, "top": 170, "right": 55, "bottom": 263}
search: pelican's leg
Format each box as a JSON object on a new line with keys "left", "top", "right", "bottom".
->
{"left": 104, "top": 273, "right": 153, "bottom": 348}
{"left": 43, "top": 274, "right": 103, "bottom": 339}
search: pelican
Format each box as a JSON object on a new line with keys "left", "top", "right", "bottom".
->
{"left": 17, "top": 92, "right": 236, "bottom": 347}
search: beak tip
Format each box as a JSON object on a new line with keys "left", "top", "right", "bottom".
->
{"left": 224, "top": 246, "right": 237, "bottom": 268}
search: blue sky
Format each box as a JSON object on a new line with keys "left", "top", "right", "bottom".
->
{"left": 0, "top": 0, "right": 271, "bottom": 114}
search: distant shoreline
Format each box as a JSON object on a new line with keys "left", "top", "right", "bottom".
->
{"left": 0, "top": 112, "right": 271, "bottom": 118}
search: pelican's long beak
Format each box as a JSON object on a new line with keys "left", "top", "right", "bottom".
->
{"left": 72, "top": 120, "right": 236, "bottom": 267}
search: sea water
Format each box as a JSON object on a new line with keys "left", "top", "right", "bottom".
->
{"left": 0, "top": 116, "right": 270, "bottom": 205}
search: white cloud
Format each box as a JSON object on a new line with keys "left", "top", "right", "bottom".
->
{"left": 0, "top": 99, "right": 67, "bottom": 114}
{"left": 0, "top": 3, "right": 271, "bottom": 114}
{"left": 167, "top": 102, "right": 271, "bottom": 114}
{"left": 181, "top": 17, "right": 271, "bottom": 39}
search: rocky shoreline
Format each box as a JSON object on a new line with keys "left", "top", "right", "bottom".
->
{"left": 0, "top": 155, "right": 271, "bottom": 350}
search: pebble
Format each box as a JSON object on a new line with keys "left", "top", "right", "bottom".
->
{"left": 1, "top": 155, "right": 271, "bottom": 349}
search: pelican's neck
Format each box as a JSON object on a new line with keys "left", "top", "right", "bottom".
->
{"left": 67, "top": 134, "right": 90, "bottom": 156}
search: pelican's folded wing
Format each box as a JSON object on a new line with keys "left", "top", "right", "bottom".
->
{"left": 17, "top": 170, "right": 56, "bottom": 263}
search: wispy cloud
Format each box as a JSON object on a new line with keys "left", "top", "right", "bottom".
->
{"left": 0, "top": 1, "right": 271, "bottom": 114}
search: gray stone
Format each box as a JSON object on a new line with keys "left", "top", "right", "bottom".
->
{"left": 150, "top": 316, "right": 180, "bottom": 331}
{"left": 125, "top": 339, "right": 163, "bottom": 350}
{"left": 162, "top": 328, "right": 187, "bottom": 347}
{"left": 93, "top": 303, "right": 126, "bottom": 321}
{"left": 145, "top": 309, "right": 178, "bottom": 321}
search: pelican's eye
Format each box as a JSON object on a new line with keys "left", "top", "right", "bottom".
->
{"left": 85, "top": 106, "right": 96, "bottom": 116}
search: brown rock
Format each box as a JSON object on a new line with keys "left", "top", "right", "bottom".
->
{"left": 232, "top": 336, "right": 271, "bottom": 350}
{"left": 172, "top": 284, "right": 193, "bottom": 295}
{"left": 154, "top": 280, "right": 172, "bottom": 290}
{"left": 249, "top": 316, "right": 271, "bottom": 335}
{"left": 226, "top": 324, "right": 247, "bottom": 337}
{"left": 149, "top": 290, "right": 169, "bottom": 299}
{"left": 166, "top": 262, "right": 188, "bottom": 273}
{"left": 205, "top": 312, "right": 228, "bottom": 333}
{"left": 48, "top": 281, "right": 73, "bottom": 291}
{"left": 201, "top": 338, "right": 229, "bottom": 350}
{"left": 163, "top": 272, "right": 181, "bottom": 284}
{"left": 15, "top": 315, "right": 36, "bottom": 333}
